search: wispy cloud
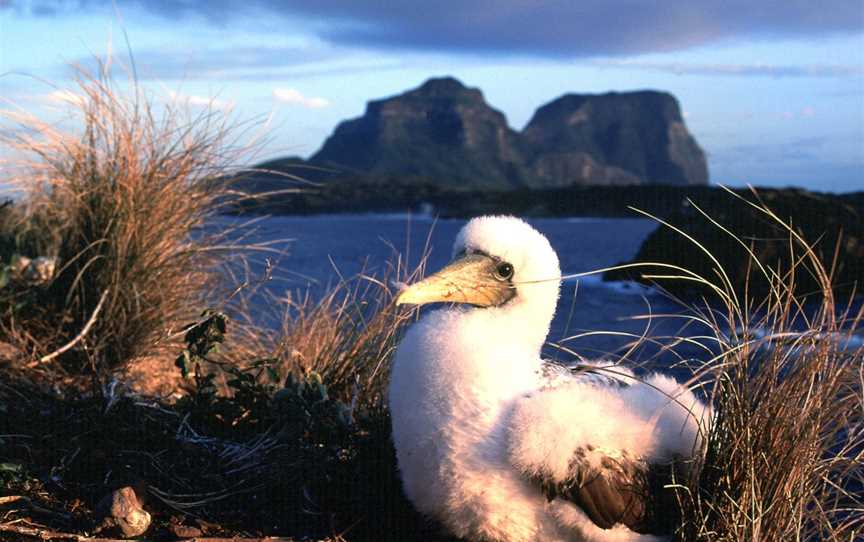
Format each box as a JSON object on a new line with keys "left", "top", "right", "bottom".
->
{"left": 710, "top": 134, "right": 864, "bottom": 191}
{"left": 778, "top": 107, "right": 818, "bottom": 121}
{"left": 591, "top": 60, "right": 864, "bottom": 78}
{"left": 167, "top": 90, "right": 234, "bottom": 111}
{"left": 272, "top": 88, "right": 330, "bottom": 108}
{"left": 69, "top": 45, "right": 339, "bottom": 81}
{"left": 7, "top": 1, "right": 863, "bottom": 58}
{"left": 61, "top": 45, "right": 403, "bottom": 83}
{"left": 718, "top": 135, "right": 834, "bottom": 163}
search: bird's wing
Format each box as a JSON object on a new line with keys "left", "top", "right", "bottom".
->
{"left": 529, "top": 447, "right": 676, "bottom": 533}
{"left": 507, "top": 375, "right": 687, "bottom": 535}
{"left": 539, "top": 359, "right": 634, "bottom": 389}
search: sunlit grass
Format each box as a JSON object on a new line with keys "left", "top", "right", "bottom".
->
{"left": 569, "top": 190, "right": 864, "bottom": 541}
{"left": 669, "top": 191, "right": 863, "bottom": 541}
{"left": 0, "top": 59, "right": 274, "bottom": 375}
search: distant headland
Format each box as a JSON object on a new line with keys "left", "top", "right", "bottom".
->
{"left": 228, "top": 78, "right": 861, "bottom": 225}
{"left": 233, "top": 76, "right": 710, "bottom": 213}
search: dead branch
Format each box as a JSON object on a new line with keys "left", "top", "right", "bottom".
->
{"left": 27, "top": 289, "right": 110, "bottom": 367}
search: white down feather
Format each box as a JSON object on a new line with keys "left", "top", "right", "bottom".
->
{"left": 388, "top": 216, "right": 710, "bottom": 542}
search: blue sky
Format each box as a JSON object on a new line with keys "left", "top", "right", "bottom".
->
{"left": 1, "top": 1, "right": 863, "bottom": 192}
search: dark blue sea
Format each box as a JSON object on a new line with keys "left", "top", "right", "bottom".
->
{"left": 210, "top": 214, "right": 722, "bottom": 374}
{"left": 209, "top": 212, "right": 863, "bottom": 376}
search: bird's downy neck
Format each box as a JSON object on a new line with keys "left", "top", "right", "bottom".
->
{"left": 432, "top": 304, "right": 551, "bottom": 400}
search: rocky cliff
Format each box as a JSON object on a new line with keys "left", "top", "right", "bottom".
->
{"left": 523, "top": 92, "right": 708, "bottom": 186}
{"left": 282, "top": 77, "right": 708, "bottom": 188}
{"left": 311, "top": 77, "right": 527, "bottom": 190}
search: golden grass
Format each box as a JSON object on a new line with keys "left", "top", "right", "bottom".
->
{"left": 617, "top": 190, "right": 864, "bottom": 541}
{"left": 553, "top": 189, "right": 861, "bottom": 540}
{"left": 223, "top": 252, "right": 429, "bottom": 410}
{"left": 0, "top": 60, "right": 268, "bottom": 374}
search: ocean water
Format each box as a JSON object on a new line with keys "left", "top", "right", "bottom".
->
{"left": 211, "top": 214, "right": 719, "bottom": 372}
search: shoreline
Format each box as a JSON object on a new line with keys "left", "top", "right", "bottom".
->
{"left": 224, "top": 181, "right": 864, "bottom": 219}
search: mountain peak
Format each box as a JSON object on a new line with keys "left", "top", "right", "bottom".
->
{"left": 523, "top": 90, "right": 707, "bottom": 185}
{"left": 305, "top": 77, "right": 708, "bottom": 188}
{"left": 310, "top": 77, "right": 523, "bottom": 189}
{"left": 414, "top": 76, "right": 471, "bottom": 95}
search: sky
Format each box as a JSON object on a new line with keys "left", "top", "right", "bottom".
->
{"left": 1, "top": 1, "right": 863, "bottom": 192}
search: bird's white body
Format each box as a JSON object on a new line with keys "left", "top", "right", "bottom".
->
{"left": 389, "top": 216, "right": 709, "bottom": 542}
{"left": 391, "top": 308, "right": 565, "bottom": 541}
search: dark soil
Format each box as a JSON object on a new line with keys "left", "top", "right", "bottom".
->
{"left": 0, "top": 368, "right": 458, "bottom": 542}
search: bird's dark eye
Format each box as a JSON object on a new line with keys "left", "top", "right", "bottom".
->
{"left": 495, "top": 262, "right": 514, "bottom": 280}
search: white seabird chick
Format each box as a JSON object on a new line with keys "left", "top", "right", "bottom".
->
{"left": 389, "top": 215, "right": 710, "bottom": 542}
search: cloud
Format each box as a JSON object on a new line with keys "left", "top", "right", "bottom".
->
{"left": 591, "top": 60, "right": 864, "bottom": 78}
{"left": 717, "top": 135, "right": 836, "bottom": 163}
{"left": 62, "top": 44, "right": 403, "bottom": 83}
{"left": 272, "top": 88, "right": 330, "bottom": 108}
{"left": 71, "top": 45, "right": 339, "bottom": 81}
{"left": 776, "top": 107, "right": 818, "bottom": 121}
{"left": 167, "top": 90, "right": 234, "bottom": 111}
{"left": 709, "top": 133, "right": 864, "bottom": 191}
{"left": 8, "top": 1, "right": 863, "bottom": 57}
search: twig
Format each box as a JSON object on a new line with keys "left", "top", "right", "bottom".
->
{"left": 27, "top": 289, "right": 110, "bottom": 367}
{"left": 0, "top": 522, "right": 82, "bottom": 541}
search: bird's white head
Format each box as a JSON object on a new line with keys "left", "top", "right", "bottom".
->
{"left": 396, "top": 216, "right": 561, "bottom": 335}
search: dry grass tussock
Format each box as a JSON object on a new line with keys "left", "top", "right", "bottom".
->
{"left": 613, "top": 190, "right": 863, "bottom": 541}
{"left": 226, "top": 254, "right": 429, "bottom": 409}
{"left": 0, "top": 60, "right": 276, "bottom": 374}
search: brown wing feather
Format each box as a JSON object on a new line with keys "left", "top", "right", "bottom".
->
{"left": 532, "top": 447, "right": 679, "bottom": 535}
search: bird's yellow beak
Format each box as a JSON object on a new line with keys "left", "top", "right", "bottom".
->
{"left": 396, "top": 254, "right": 515, "bottom": 307}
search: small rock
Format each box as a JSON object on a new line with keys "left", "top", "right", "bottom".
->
{"left": 95, "top": 486, "right": 151, "bottom": 538}
{"left": 8, "top": 255, "right": 56, "bottom": 284}
{"left": 27, "top": 256, "right": 56, "bottom": 282}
